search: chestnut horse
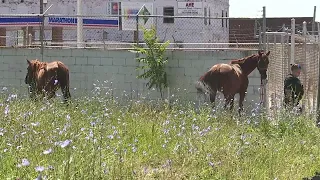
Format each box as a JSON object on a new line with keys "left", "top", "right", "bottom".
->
{"left": 25, "top": 59, "right": 71, "bottom": 102}
{"left": 196, "top": 50, "right": 270, "bottom": 113}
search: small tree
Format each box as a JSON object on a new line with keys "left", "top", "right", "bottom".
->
{"left": 130, "top": 25, "right": 170, "bottom": 99}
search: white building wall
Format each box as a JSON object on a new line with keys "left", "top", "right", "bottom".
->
{"left": 0, "top": 0, "right": 229, "bottom": 47}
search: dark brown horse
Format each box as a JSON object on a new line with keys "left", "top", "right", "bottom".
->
{"left": 25, "top": 59, "right": 71, "bottom": 102}
{"left": 196, "top": 50, "right": 270, "bottom": 113}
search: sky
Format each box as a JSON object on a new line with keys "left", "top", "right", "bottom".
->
{"left": 229, "top": 0, "right": 320, "bottom": 21}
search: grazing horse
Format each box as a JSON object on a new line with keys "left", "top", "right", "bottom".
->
{"left": 25, "top": 59, "right": 71, "bottom": 103}
{"left": 196, "top": 50, "right": 270, "bottom": 113}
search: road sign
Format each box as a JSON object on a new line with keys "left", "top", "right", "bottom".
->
{"left": 121, "top": 2, "right": 153, "bottom": 30}
{"left": 138, "top": 5, "right": 151, "bottom": 25}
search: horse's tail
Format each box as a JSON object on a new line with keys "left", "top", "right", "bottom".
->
{"left": 57, "top": 62, "right": 71, "bottom": 100}
{"left": 196, "top": 69, "right": 221, "bottom": 95}
{"left": 196, "top": 71, "right": 213, "bottom": 94}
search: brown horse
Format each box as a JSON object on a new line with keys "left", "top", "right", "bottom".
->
{"left": 25, "top": 59, "right": 71, "bottom": 102}
{"left": 196, "top": 50, "right": 270, "bottom": 113}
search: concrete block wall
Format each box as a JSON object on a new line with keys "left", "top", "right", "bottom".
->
{"left": 0, "top": 48, "right": 262, "bottom": 107}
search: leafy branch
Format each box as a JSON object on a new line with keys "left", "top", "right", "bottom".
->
{"left": 129, "top": 25, "right": 170, "bottom": 99}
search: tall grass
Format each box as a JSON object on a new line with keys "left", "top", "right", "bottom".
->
{"left": 0, "top": 90, "right": 320, "bottom": 180}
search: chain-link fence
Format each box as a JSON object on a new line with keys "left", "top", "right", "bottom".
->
{"left": 0, "top": 14, "right": 264, "bottom": 50}
{"left": 266, "top": 21, "right": 320, "bottom": 115}
{"left": 265, "top": 32, "right": 291, "bottom": 112}
{"left": 1, "top": 12, "right": 320, "bottom": 115}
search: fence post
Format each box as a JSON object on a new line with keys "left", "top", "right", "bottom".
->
{"left": 316, "top": 22, "right": 320, "bottom": 126}
{"left": 302, "top": 21, "right": 307, "bottom": 111}
{"left": 312, "top": 6, "right": 316, "bottom": 36}
{"left": 40, "top": 15, "right": 45, "bottom": 61}
{"left": 262, "top": 6, "right": 267, "bottom": 52}
{"left": 77, "top": 0, "right": 83, "bottom": 48}
{"left": 135, "top": 14, "right": 140, "bottom": 99}
{"left": 40, "top": 0, "right": 44, "bottom": 61}
{"left": 261, "top": 6, "right": 267, "bottom": 110}
{"left": 290, "top": 18, "right": 295, "bottom": 64}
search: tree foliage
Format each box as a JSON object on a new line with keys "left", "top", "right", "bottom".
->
{"left": 130, "top": 26, "right": 170, "bottom": 98}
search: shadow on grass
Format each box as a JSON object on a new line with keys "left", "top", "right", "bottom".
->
{"left": 303, "top": 172, "right": 320, "bottom": 180}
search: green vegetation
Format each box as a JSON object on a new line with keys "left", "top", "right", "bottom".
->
{"left": 130, "top": 25, "right": 170, "bottom": 99}
{"left": 0, "top": 92, "right": 320, "bottom": 179}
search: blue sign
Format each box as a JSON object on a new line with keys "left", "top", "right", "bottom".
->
{"left": 48, "top": 17, "right": 119, "bottom": 28}
{"left": 0, "top": 17, "right": 41, "bottom": 26}
{"left": 0, "top": 17, "right": 118, "bottom": 28}
{"left": 48, "top": 17, "right": 76, "bottom": 24}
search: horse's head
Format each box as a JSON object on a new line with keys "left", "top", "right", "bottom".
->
{"left": 25, "top": 59, "right": 43, "bottom": 85}
{"left": 257, "top": 50, "right": 270, "bottom": 83}
{"left": 25, "top": 59, "right": 34, "bottom": 85}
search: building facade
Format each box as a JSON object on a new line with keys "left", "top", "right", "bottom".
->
{"left": 0, "top": 0, "right": 229, "bottom": 47}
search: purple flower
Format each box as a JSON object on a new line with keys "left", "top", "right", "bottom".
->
{"left": 22, "top": 158, "right": 30, "bottom": 166}
{"left": 60, "top": 140, "right": 71, "bottom": 148}
{"left": 43, "top": 148, "right": 52, "bottom": 155}
{"left": 35, "top": 166, "right": 45, "bottom": 172}
{"left": 48, "top": 165, "right": 54, "bottom": 170}
{"left": 17, "top": 158, "right": 30, "bottom": 167}
{"left": 31, "top": 122, "right": 40, "bottom": 127}
{"left": 4, "top": 105, "right": 9, "bottom": 116}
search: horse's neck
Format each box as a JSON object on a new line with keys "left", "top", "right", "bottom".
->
{"left": 241, "top": 58, "right": 257, "bottom": 76}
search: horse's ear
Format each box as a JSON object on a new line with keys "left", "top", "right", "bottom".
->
{"left": 26, "top": 59, "right": 30, "bottom": 65}
{"left": 266, "top": 51, "right": 270, "bottom": 56}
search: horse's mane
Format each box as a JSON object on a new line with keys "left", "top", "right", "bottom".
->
{"left": 30, "top": 59, "right": 47, "bottom": 71}
{"left": 230, "top": 54, "right": 257, "bottom": 65}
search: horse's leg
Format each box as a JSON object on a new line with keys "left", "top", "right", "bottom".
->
{"left": 229, "top": 96, "right": 235, "bottom": 111}
{"left": 46, "top": 90, "right": 56, "bottom": 100}
{"left": 61, "top": 85, "right": 71, "bottom": 103}
{"left": 238, "top": 91, "right": 246, "bottom": 115}
{"left": 223, "top": 95, "right": 231, "bottom": 110}
{"left": 209, "top": 90, "right": 217, "bottom": 109}
{"left": 238, "top": 77, "right": 249, "bottom": 115}
{"left": 58, "top": 71, "right": 71, "bottom": 103}
{"left": 224, "top": 95, "right": 235, "bottom": 111}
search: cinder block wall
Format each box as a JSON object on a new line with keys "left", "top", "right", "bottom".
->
{"left": 0, "top": 48, "right": 262, "bottom": 107}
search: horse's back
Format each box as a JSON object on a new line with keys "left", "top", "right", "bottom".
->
{"left": 209, "top": 63, "right": 242, "bottom": 76}
{"left": 46, "top": 61, "right": 59, "bottom": 71}
{"left": 209, "top": 63, "right": 243, "bottom": 94}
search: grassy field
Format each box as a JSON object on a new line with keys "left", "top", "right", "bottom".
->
{"left": 1, "top": 92, "right": 320, "bottom": 180}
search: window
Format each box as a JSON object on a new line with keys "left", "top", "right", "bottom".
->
{"left": 225, "top": 11, "right": 228, "bottom": 28}
{"left": 163, "top": 7, "right": 174, "bottom": 23}
{"left": 222, "top": 10, "right": 224, "bottom": 27}
{"left": 204, "top": 7, "right": 207, "bottom": 25}
{"left": 209, "top": 8, "right": 211, "bottom": 25}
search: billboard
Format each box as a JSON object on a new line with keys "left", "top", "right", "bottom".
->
{"left": 121, "top": 2, "right": 153, "bottom": 31}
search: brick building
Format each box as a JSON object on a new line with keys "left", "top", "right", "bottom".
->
{"left": 229, "top": 17, "right": 317, "bottom": 43}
